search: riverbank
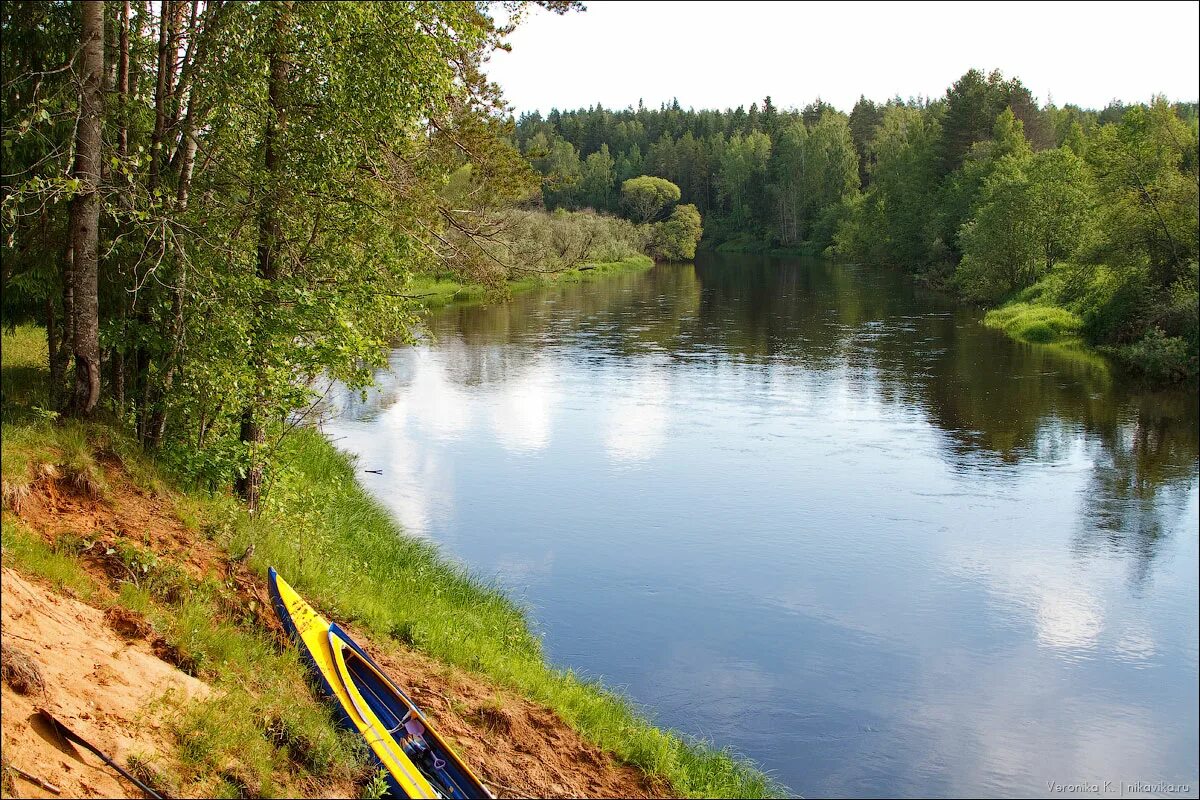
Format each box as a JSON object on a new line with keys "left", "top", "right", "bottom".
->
{"left": 0, "top": 324, "right": 775, "bottom": 799}
{"left": 410, "top": 255, "right": 655, "bottom": 309}
{"left": 980, "top": 264, "right": 1199, "bottom": 385}
{"left": 705, "top": 234, "right": 828, "bottom": 258}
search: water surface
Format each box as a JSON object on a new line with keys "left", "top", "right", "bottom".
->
{"left": 325, "top": 254, "right": 1199, "bottom": 798}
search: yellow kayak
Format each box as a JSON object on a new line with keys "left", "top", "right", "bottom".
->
{"left": 268, "top": 568, "right": 492, "bottom": 799}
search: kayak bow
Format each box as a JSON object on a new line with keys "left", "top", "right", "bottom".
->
{"left": 267, "top": 567, "right": 492, "bottom": 799}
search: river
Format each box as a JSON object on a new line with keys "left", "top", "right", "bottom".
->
{"left": 324, "top": 253, "right": 1199, "bottom": 798}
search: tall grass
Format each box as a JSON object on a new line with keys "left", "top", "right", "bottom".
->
{"left": 0, "top": 517, "right": 98, "bottom": 599}
{"left": 983, "top": 302, "right": 1083, "bottom": 345}
{"left": 242, "top": 430, "right": 780, "bottom": 798}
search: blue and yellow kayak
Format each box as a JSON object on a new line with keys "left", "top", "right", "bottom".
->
{"left": 267, "top": 567, "right": 493, "bottom": 799}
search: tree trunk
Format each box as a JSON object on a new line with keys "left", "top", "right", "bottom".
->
{"left": 236, "top": 0, "right": 292, "bottom": 513}
{"left": 112, "top": 0, "right": 130, "bottom": 412}
{"left": 68, "top": 0, "right": 104, "bottom": 417}
{"left": 147, "top": 0, "right": 175, "bottom": 193}
{"left": 135, "top": 0, "right": 178, "bottom": 441}
{"left": 236, "top": 408, "right": 263, "bottom": 512}
{"left": 55, "top": 244, "right": 74, "bottom": 409}
{"left": 117, "top": 0, "right": 130, "bottom": 159}
{"left": 145, "top": 2, "right": 207, "bottom": 449}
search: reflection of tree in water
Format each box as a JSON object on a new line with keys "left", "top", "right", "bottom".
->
{"left": 433, "top": 264, "right": 702, "bottom": 360}
{"left": 1072, "top": 397, "right": 1199, "bottom": 588}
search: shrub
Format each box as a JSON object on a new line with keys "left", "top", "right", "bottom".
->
{"left": 619, "top": 176, "right": 681, "bottom": 223}
{"left": 1110, "top": 328, "right": 1197, "bottom": 383}
{"left": 499, "top": 209, "right": 648, "bottom": 273}
{"left": 648, "top": 204, "right": 703, "bottom": 262}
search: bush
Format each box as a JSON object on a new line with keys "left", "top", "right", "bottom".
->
{"left": 619, "top": 176, "right": 681, "bottom": 223}
{"left": 1008, "top": 261, "right": 1151, "bottom": 346}
{"left": 1072, "top": 264, "right": 1149, "bottom": 344}
{"left": 647, "top": 204, "right": 703, "bottom": 262}
{"left": 505, "top": 208, "right": 648, "bottom": 270}
{"left": 956, "top": 250, "right": 1012, "bottom": 302}
{"left": 1111, "top": 328, "right": 1197, "bottom": 383}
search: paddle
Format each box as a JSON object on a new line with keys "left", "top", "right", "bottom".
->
{"left": 35, "top": 709, "right": 170, "bottom": 800}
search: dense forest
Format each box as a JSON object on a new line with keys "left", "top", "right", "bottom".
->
{"left": 517, "top": 73, "right": 1199, "bottom": 382}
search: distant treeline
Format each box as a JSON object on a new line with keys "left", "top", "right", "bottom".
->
{"left": 515, "top": 70, "right": 1200, "bottom": 382}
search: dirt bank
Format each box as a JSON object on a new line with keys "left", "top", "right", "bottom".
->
{"left": 1, "top": 568, "right": 208, "bottom": 798}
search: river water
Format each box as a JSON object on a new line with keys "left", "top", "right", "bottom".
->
{"left": 324, "top": 254, "right": 1199, "bottom": 798}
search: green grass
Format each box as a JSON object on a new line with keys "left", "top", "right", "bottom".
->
{"left": 408, "top": 255, "right": 655, "bottom": 309}
{"left": 0, "top": 517, "right": 98, "bottom": 599}
{"left": 2, "top": 319, "right": 779, "bottom": 798}
{"left": 2, "top": 325, "right": 369, "bottom": 798}
{"left": 984, "top": 302, "right": 1084, "bottom": 345}
{"left": 0, "top": 323, "right": 50, "bottom": 422}
{"left": 156, "top": 590, "right": 367, "bottom": 797}
{"left": 708, "top": 233, "right": 826, "bottom": 258}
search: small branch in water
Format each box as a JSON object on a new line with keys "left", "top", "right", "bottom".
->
{"left": 364, "top": 469, "right": 383, "bottom": 475}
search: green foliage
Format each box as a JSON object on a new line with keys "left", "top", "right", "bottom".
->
{"left": 516, "top": 78, "right": 1197, "bottom": 371}
{"left": 955, "top": 144, "right": 1096, "bottom": 302}
{"left": 1086, "top": 98, "right": 1200, "bottom": 288}
{"left": 940, "top": 68, "right": 1051, "bottom": 173}
{"left": 620, "top": 175, "right": 682, "bottom": 223}
{"left": 580, "top": 143, "right": 616, "bottom": 210}
{"left": 1109, "top": 328, "right": 1196, "bottom": 383}
{"left": 649, "top": 204, "right": 703, "bottom": 261}
{"left": 767, "top": 114, "right": 859, "bottom": 248}
{"left": 716, "top": 132, "right": 771, "bottom": 230}
{"left": 0, "top": 324, "right": 51, "bottom": 424}
{"left": 841, "top": 104, "right": 943, "bottom": 267}
{"left": 361, "top": 770, "right": 391, "bottom": 800}
{"left": 2, "top": 0, "right": 554, "bottom": 490}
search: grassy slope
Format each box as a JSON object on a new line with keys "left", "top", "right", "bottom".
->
{"left": 1, "top": 324, "right": 777, "bottom": 799}
{"left": 982, "top": 302, "right": 1084, "bottom": 345}
{"left": 408, "top": 255, "right": 654, "bottom": 309}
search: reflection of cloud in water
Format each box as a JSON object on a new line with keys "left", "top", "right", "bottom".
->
{"left": 1035, "top": 586, "right": 1103, "bottom": 651}
{"left": 344, "top": 350, "right": 468, "bottom": 537}
{"left": 604, "top": 368, "right": 670, "bottom": 463}
{"left": 391, "top": 349, "right": 471, "bottom": 440}
{"left": 937, "top": 485, "right": 1111, "bottom": 657}
{"left": 489, "top": 358, "right": 559, "bottom": 454}
{"left": 373, "top": 434, "right": 448, "bottom": 539}
{"left": 901, "top": 652, "right": 1170, "bottom": 797}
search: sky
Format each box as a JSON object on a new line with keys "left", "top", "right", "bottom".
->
{"left": 485, "top": 1, "right": 1200, "bottom": 115}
